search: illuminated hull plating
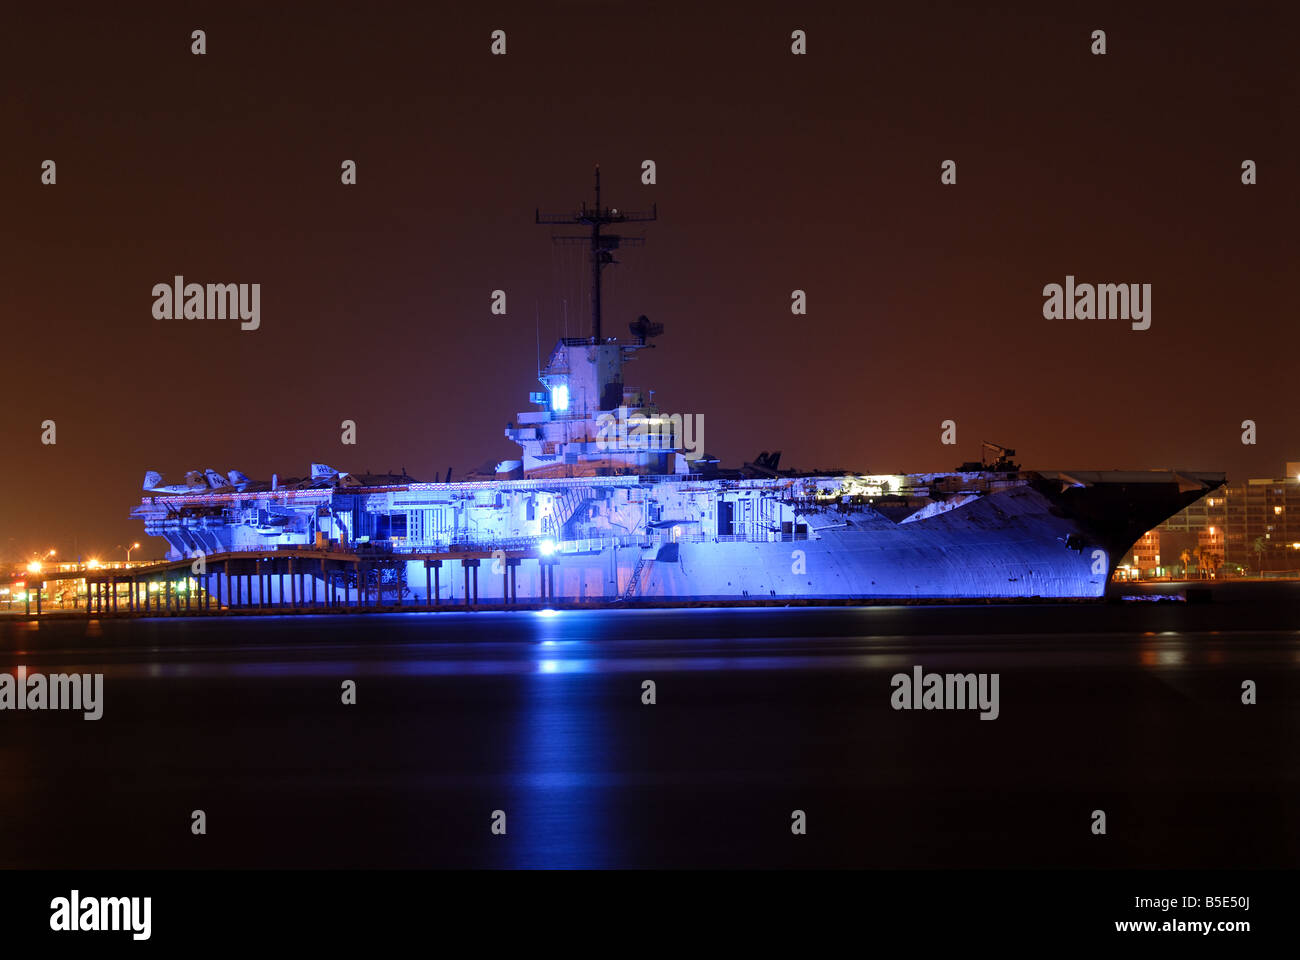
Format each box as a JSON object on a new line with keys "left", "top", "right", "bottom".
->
{"left": 133, "top": 468, "right": 1222, "bottom": 602}
{"left": 386, "top": 472, "right": 1222, "bottom": 602}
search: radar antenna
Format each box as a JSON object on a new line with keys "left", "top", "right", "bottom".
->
{"left": 536, "top": 165, "right": 657, "bottom": 342}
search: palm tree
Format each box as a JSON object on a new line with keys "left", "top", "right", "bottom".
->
{"left": 1179, "top": 548, "right": 1191, "bottom": 580}
{"left": 1253, "top": 536, "right": 1266, "bottom": 576}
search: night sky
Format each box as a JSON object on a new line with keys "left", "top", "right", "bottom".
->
{"left": 4, "top": 1, "right": 1296, "bottom": 561}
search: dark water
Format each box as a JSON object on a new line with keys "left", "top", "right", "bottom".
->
{"left": 1, "top": 584, "right": 1297, "bottom": 869}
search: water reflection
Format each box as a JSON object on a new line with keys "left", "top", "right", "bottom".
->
{"left": 502, "top": 641, "right": 613, "bottom": 868}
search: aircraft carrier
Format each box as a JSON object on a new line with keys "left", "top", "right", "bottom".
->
{"left": 130, "top": 172, "right": 1224, "bottom": 603}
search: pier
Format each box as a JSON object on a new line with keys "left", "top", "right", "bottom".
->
{"left": 0, "top": 547, "right": 564, "bottom": 618}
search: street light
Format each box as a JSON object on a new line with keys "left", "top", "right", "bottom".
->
{"left": 117, "top": 542, "right": 142, "bottom": 562}
{"left": 26, "top": 549, "right": 55, "bottom": 575}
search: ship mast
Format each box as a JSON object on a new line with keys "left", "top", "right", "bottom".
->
{"left": 536, "top": 165, "right": 657, "bottom": 342}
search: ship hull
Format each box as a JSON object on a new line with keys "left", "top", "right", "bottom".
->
{"left": 388, "top": 477, "right": 1214, "bottom": 602}
{"left": 137, "top": 469, "right": 1224, "bottom": 605}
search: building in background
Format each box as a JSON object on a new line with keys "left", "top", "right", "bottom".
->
{"left": 0, "top": 558, "right": 154, "bottom": 611}
{"left": 1129, "top": 530, "right": 1161, "bottom": 579}
{"left": 1147, "top": 462, "right": 1300, "bottom": 578}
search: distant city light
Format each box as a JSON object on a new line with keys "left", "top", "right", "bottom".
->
{"left": 539, "top": 539, "right": 556, "bottom": 556}
{"left": 87, "top": 558, "right": 101, "bottom": 569}
{"left": 25, "top": 561, "right": 41, "bottom": 574}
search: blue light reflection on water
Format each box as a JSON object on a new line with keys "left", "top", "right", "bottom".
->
{"left": 71, "top": 653, "right": 896, "bottom": 679}
{"left": 502, "top": 640, "right": 613, "bottom": 868}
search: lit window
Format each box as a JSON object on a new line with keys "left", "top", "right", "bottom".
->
{"left": 551, "top": 383, "right": 570, "bottom": 412}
